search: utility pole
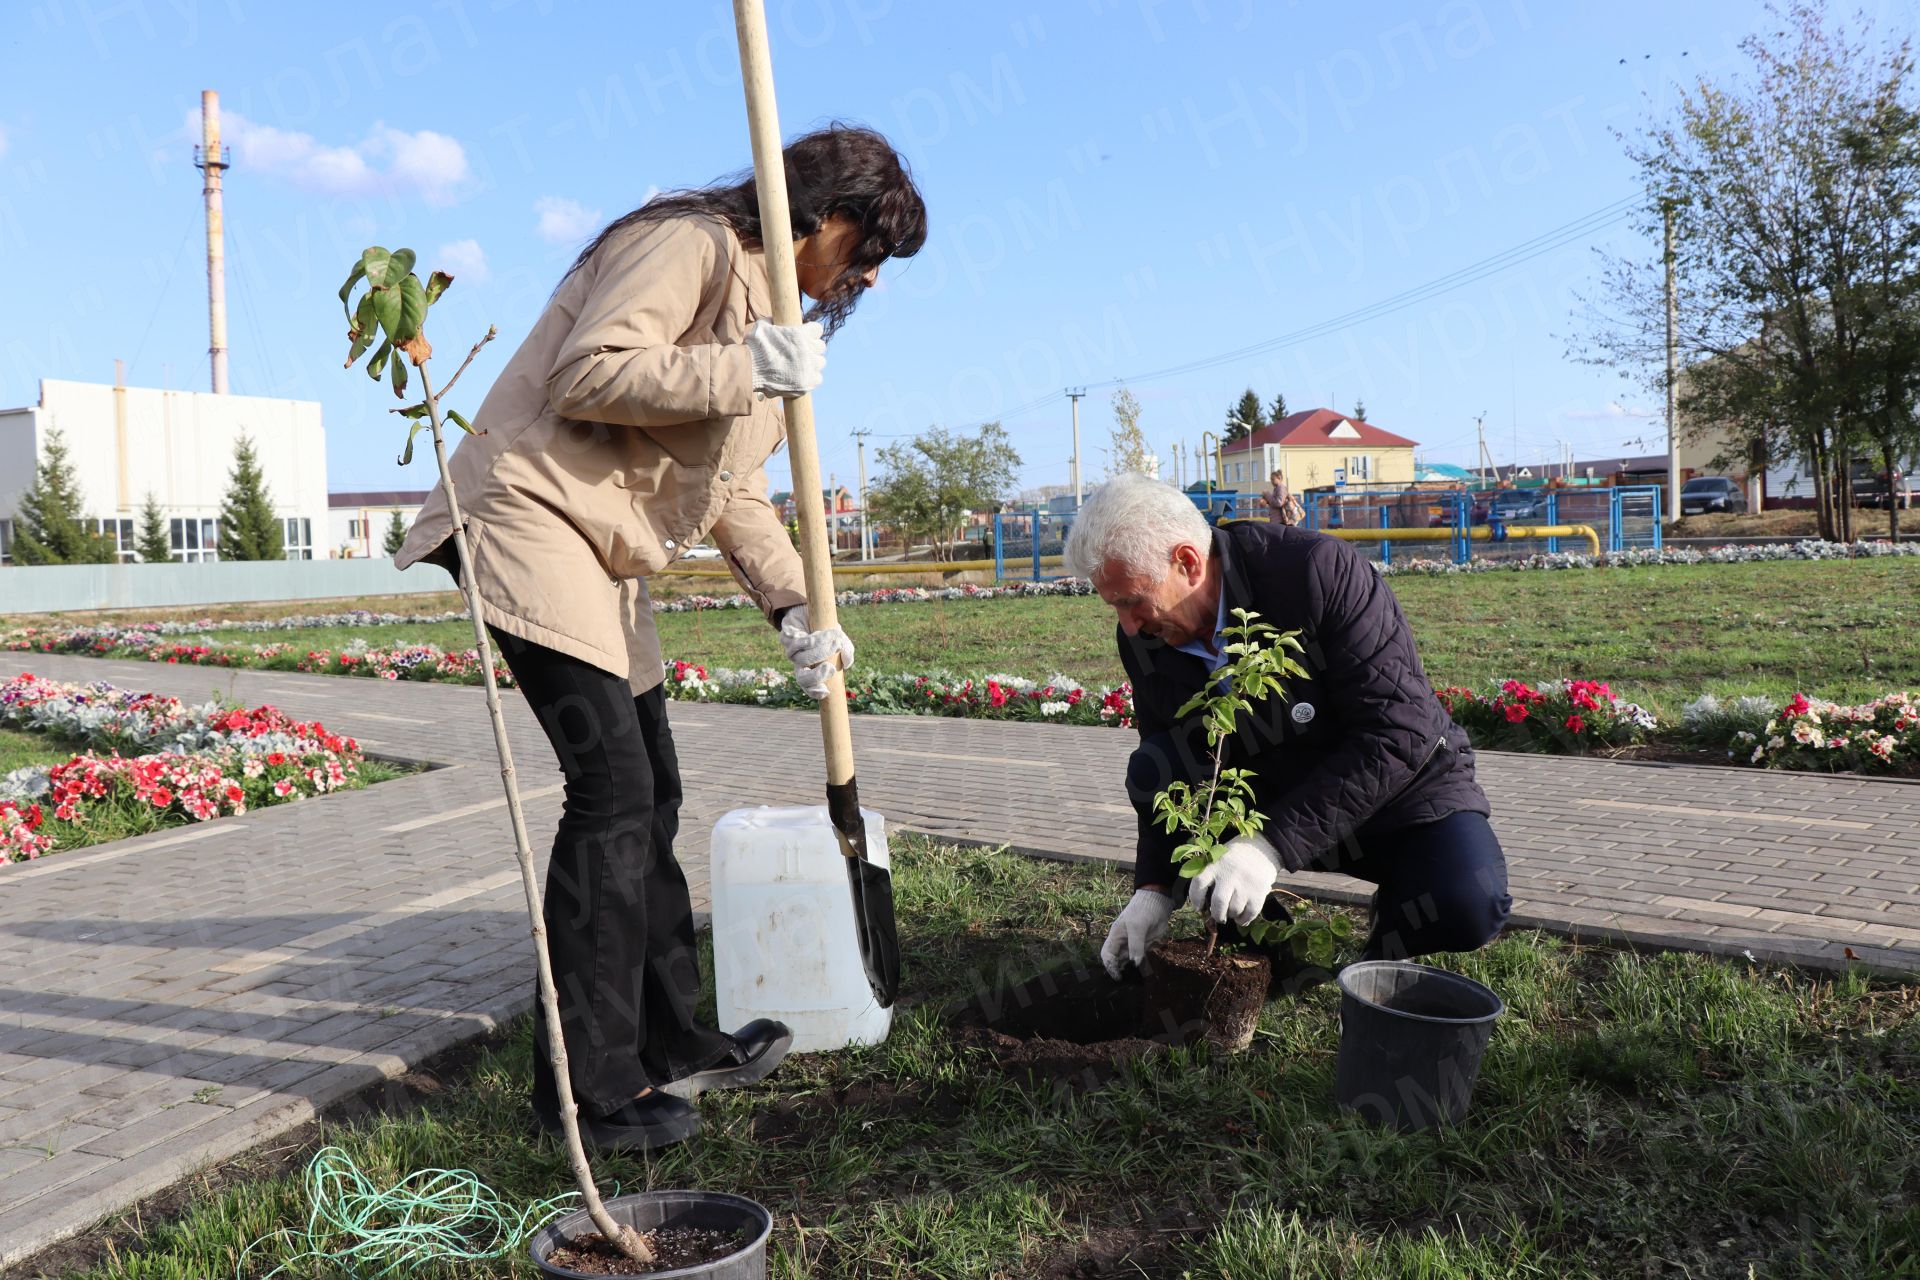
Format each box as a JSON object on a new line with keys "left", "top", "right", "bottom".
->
{"left": 1066, "top": 387, "right": 1086, "bottom": 506}
{"left": 1475, "top": 412, "right": 1495, "bottom": 482}
{"left": 852, "top": 427, "right": 872, "bottom": 561}
{"left": 195, "top": 89, "right": 231, "bottom": 395}
{"left": 1663, "top": 198, "right": 1680, "bottom": 520}
{"left": 1172, "top": 440, "right": 1183, "bottom": 489}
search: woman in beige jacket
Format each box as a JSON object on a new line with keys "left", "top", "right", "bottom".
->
{"left": 395, "top": 125, "right": 927, "bottom": 1151}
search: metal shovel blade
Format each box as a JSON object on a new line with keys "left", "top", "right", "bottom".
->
{"left": 845, "top": 855, "right": 900, "bottom": 1008}
{"left": 826, "top": 777, "right": 899, "bottom": 1007}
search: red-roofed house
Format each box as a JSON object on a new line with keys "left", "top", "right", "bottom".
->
{"left": 1217, "top": 409, "right": 1418, "bottom": 490}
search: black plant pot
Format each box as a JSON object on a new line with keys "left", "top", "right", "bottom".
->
{"left": 530, "top": 1190, "right": 773, "bottom": 1279}
{"left": 1335, "top": 960, "right": 1503, "bottom": 1132}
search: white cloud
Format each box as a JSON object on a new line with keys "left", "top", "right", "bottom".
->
{"left": 434, "top": 238, "right": 489, "bottom": 285}
{"left": 183, "top": 108, "right": 472, "bottom": 204}
{"left": 535, "top": 196, "right": 603, "bottom": 245}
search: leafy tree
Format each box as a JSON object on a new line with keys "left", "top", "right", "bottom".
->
{"left": 1107, "top": 385, "right": 1158, "bottom": 478}
{"left": 1224, "top": 389, "right": 1263, "bottom": 442}
{"left": 9, "top": 427, "right": 115, "bottom": 565}
{"left": 1578, "top": 1, "right": 1920, "bottom": 541}
{"left": 1268, "top": 391, "right": 1289, "bottom": 423}
{"left": 867, "top": 423, "right": 1021, "bottom": 560}
{"left": 136, "top": 492, "right": 172, "bottom": 563}
{"left": 216, "top": 435, "right": 283, "bottom": 561}
{"left": 382, "top": 509, "right": 409, "bottom": 556}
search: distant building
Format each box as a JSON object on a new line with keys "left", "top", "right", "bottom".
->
{"left": 772, "top": 485, "right": 858, "bottom": 522}
{"left": 0, "top": 378, "right": 327, "bottom": 564}
{"left": 329, "top": 490, "right": 430, "bottom": 558}
{"left": 1217, "top": 408, "right": 1418, "bottom": 490}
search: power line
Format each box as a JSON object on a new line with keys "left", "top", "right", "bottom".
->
{"left": 969, "top": 194, "right": 1640, "bottom": 428}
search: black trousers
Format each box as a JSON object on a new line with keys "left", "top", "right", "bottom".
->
{"left": 1127, "top": 734, "right": 1513, "bottom": 961}
{"left": 490, "top": 628, "right": 733, "bottom": 1119}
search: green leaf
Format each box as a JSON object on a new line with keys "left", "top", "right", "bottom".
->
{"left": 371, "top": 284, "right": 402, "bottom": 340}
{"left": 393, "top": 273, "right": 428, "bottom": 345}
{"left": 446, "top": 409, "right": 476, "bottom": 435}
{"left": 359, "top": 247, "right": 393, "bottom": 288}
{"left": 338, "top": 259, "right": 367, "bottom": 322}
{"left": 398, "top": 419, "right": 427, "bottom": 467}
{"left": 424, "top": 270, "right": 453, "bottom": 305}
{"left": 387, "top": 248, "right": 417, "bottom": 282}
{"left": 345, "top": 324, "right": 374, "bottom": 368}
{"left": 367, "top": 340, "right": 392, "bottom": 382}
{"left": 390, "top": 352, "right": 409, "bottom": 398}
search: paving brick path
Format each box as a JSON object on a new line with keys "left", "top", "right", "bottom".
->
{"left": 2, "top": 651, "right": 1916, "bottom": 1266}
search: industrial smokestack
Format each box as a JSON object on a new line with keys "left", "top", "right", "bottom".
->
{"left": 194, "top": 90, "right": 230, "bottom": 395}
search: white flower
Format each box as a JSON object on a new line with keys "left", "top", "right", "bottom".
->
{"left": 1040, "top": 701, "right": 1070, "bottom": 717}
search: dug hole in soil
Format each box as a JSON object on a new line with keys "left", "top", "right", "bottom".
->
{"left": 951, "top": 939, "right": 1270, "bottom": 1087}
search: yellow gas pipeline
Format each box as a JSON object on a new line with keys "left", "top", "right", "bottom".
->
{"left": 661, "top": 522, "right": 1602, "bottom": 579}
{"left": 1317, "top": 524, "right": 1603, "bottom": 555}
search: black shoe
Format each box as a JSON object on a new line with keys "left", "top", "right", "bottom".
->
{"left": 533, "top": 1090, "right": 702, "bottom": 1152}
{"left": 658, "top": 1019, "right": 794, "bottom": 1099}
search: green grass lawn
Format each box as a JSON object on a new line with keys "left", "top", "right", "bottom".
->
{"left": 59, "top": 838, "right": 1917, "bottom": 1280}
{"left": 176, "top": 557, "right": 1920, "bottom": 713}
{"left": 0, "top": 725, "right": 77, "bottom": 774}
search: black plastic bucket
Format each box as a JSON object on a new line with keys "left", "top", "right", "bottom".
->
{"left": 1335, "top": 960, "right": 1503, "bottom": 1132}
{"left": 530, "top": 1190, "right": 773, "bottom": 1279}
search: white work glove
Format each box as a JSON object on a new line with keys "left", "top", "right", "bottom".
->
{"left": 1187, "top": 833, "right": 1284, "bottom": 928}
{"left": 1101, "top": 888, "right": 1174, "bottom": 979}
{"left": 743, "top": 320, "right": 826, "bottom": 398}
{"left": 778, "top": 605, "right": 854, "bottom": 700}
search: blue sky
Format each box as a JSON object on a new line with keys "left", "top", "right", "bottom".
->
{"left": 5, "top": 0, "right": 1914, "bottom": 497}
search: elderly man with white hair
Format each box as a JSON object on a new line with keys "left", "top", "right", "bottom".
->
{"left": 1065, "top": 473, "right": 1512, "bottom": 981}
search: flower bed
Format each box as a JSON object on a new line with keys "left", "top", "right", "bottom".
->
{"left": 1436, "top": 679, "right": 1659, "bottom": 752}
{"left": 5, "top": 629, "right": 1915, "bottom": 777}
{"left": 0, "top": 673, "right": 367, "bottom": 864}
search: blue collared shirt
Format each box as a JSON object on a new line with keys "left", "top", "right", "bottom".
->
{"left": 1172, "top": 589, "right": 1230, "bottom": 678}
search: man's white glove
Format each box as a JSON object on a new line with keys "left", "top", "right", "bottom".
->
{"left": 778, "top": 605, "right": 854, "bottom": 700}
{"left": 744, "top": 320, "right": 826, "bottom": 398}
{"left": 1187, "top": 833, "right": 1284, "bottom": 928}
{"left": 1101, "top": 888, "right": 1174, "bottom": 979}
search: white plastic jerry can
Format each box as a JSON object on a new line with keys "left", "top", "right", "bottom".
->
{"left": 708, "top": 804, "right": 892, "bottom": 1053}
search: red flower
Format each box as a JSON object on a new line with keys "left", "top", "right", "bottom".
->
{"left": 1502, "top": 703, "right": 1530, "bottom": 723}
{"left": 1565, "top": 714, "right": 1585, "bottom": 734}
{"left": 151, "top": 787, "right": 173, "bottom": 808}
{"left": 1785, "top": 693, "right": 1811, "bottom": 716}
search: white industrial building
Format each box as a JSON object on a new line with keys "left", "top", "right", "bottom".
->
{"left": 0, "top": 377, "right": 329, "bottom": 564}
{"left": 329, "top": 490, "right": 430, "bottom": 559}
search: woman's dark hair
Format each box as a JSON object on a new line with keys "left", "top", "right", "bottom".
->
{"left": 563, "top": 123, "right": 927, "bottom": 335}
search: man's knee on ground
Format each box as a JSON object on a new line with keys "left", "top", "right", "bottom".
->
{"left": 1372, "top": 880, "right": 1512, "bottom": 958}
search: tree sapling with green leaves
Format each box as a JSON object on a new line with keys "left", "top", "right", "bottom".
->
{"left": 335, "top": 246, "right": 657, "bottom": 1268}
{"left": 1151, "top": 608, "right": 1357, "bottom": 968}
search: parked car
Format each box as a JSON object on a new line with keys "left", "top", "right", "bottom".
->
{"left": 1678, "top": 476, "right": 1747, "bottom": 516}
{"left": 1486, "top": 489, "right": 1549, "bottom": 524}
{"left": 1850, "top": 460, "right": 1914, "bottom": 510}
{"left": 680, "top": 543, "right": 724, "bottom": 560}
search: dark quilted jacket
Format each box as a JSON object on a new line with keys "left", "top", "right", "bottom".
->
{"left": 1118, "top": 522, "right": 1489, "bottom": 886}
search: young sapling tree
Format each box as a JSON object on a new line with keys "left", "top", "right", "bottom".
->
{"left": 335, "top": 246, "right": 655, "bottom": 1267}
{"left": 1151, "top": 608, "right": 1357, "bottom": 967}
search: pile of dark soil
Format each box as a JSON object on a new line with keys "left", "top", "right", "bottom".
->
{"left": 949, "top": 941, "right": 1271, "bottom": 1087}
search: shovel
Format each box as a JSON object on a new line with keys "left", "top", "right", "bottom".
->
{"left": 730, "top": 0, "right": 900, "bottom": 1007}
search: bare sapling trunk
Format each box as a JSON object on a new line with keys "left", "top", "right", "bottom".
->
{"left": 415, "top": 349, "right": 654, "bottom": 1267}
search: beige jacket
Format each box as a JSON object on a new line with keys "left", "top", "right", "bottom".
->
{"left": 396, "top": 214, "right": 807, "bottom": 694}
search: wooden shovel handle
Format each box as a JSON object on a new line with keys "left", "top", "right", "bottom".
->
{"left": 732, "top": 0, "right": 855, "bottom": 789}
